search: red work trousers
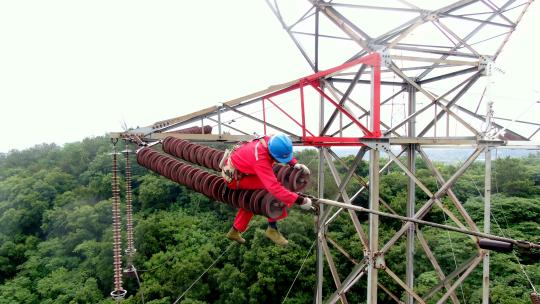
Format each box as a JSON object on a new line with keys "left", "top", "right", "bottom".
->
{"left": 227, "top": 175, "right": 288, "bottom": 232}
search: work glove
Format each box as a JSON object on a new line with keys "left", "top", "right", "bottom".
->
{"left": 294, "top": 163, "right": 311, "bottom": 175}
{"left": 299, "top": 197, "right": 312, "bottom": 210}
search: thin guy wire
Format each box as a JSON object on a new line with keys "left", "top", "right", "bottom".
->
{"left": 435, "top": 177, "right": 467, "bottom": 303}
{"left": 468, "top": 173, "right": 537, "bottom": 292}
{"left": 172, "top": 243, "right": 234, "bottom": 304}
{"left": 281, "top": 240, "right": 317, "bottom": 304}
{"left": 441, "top": 204, "right": 468, "bottom": 304}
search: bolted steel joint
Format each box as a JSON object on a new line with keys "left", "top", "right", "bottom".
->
{"left": 374, "top": 252, "right": 386, "bottom": 270}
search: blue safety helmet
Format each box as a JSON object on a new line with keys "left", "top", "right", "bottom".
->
{"left": 268, "top": 133, "right": 293, "bottom": 164}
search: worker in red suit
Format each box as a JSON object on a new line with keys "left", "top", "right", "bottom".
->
{"left": 221, "top": 133, "right": 312, "bottom": 246}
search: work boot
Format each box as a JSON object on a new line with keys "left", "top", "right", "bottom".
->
{"left": 265, "top": 227, "right": 289, "bottom": 246}
{"left": 226, "top": 227, "right": 245, "bottom": 244}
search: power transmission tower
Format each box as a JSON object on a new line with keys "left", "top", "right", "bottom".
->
{"left": 114, "top": 1, "right": 540, "bottom": 303}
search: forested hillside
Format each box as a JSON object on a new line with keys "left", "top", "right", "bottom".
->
{"left": 0, "top": 137, "right": 538, "bottom": 303}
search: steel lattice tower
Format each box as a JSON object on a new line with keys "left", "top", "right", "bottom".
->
{"left": 114, "top": 1, "right": 539, "bottom": 303}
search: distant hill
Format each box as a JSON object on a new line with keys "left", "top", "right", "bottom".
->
{"left": 331, "top": 147, "right": 537, "bottom": 163}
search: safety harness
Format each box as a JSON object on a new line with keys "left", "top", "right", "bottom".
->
{"left": 220, "top": 137, "right": 267, "bottom": 185}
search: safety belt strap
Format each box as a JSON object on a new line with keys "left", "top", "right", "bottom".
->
{"left": 254, "top": 138, "right": 267, "bottom": 161}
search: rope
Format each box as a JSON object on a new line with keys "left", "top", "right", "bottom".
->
{"left": 281, "top": 240, "right": 316, "bottom": 304}
{"left": 172, "top": 243, "right": 234, "bottom": 304}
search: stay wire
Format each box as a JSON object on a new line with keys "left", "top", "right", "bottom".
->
{"left": 435, "top": 177, "right": 467, "bottom": 303}
{"left": 172, "top": 243, "right": 235, "bottom": 304}
{"left": 467, "top": 172, "right": 538, "bottom": 293}
{"left": 441, "top": 203, "right": 468, "bottom": 304}
{"left": 281, "top": 240, "right": 317, "bottom": 304}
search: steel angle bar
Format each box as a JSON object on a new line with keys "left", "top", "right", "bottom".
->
{"left": 380, "top": 147, "right": 485, "bottom": 253}
{"left": 430, "top": 100, "right": 482, "bottom": 137}
{"left": 384, "top": 266, "right": 426, "bottom": 304}
{"left": 324, "top": 81, "right": 369, "bottom": 116}
{"left": 326, "top": 262, "right": 368, "bottom": 304}
{"left": 418, "top": 67, "right": 478, "bottom": 85}
{"left": 205, "top": 117, "right": 251, "bottom": 136}
{"left": 424, "top": 254, "right": 478, "bottom": 300}
{"left": 316, "top": 2, "right": 373, "bottom": 42}
{"left": 316, "top": 151, "right": 324, "bottom": 304}
{"left": 314, "top": 196, "right": 540, "bottom": 249}
{"left": 482, "top": 148, "right": 492, "bottom": 304}
{"left": 323, "top": 149, "right": 370, "bottom": 250}
{"left": 416, "top": 226, "right": 461, "bottom": 304}
{"left": 384, "top": 147, "right": 471, "bottom": 232}
{"left": 432, "top": 19, "right": 480, "bottom": 57}
{"left": 308, "top": 0, "right": 370, "bottom": 51}
{"left": 387, "top": 17, "right": 425, "bottom": 49}
{"left": 222, "top": 105, "right": 298, "bottom": 138}
{"left": 287, "top": 5, "right": 316, "bottom": 30}
{"left": 310, "top": 83, "right": 373, "bottom": 136}
{"left": 418, "top": 74, "right": 482, "bottom": 137}
{"left": 265, "top": 0, "right": 316, "bottom": 71}
{"left": 149, "top": 89, "right": 284, "bottom": 134}
{"left": 417, "top": 146, "right": 480, "bottom": 233}
{"left": 367, "top": 146, "right": 380, "bottom": 304}
{"left": 391, "top": 45, "right": 479, "bottom": 59}
{"left": 330, "top": 77, "right": 403, "bottom": 87}
{"left": 326, "top": 236, "right": 360, "bottom": 265}
{"left": 378, "top": 282, "right": 405, "bottom": 304}
{"left": 321, "top": 237, "right": 349, "bottom": 304}
{"left": 493, "top": 0, "right": 533, "bottom": 58}
{"left": 324, "top": 147, "right": 407, "bottom": 226}
{"left": 384, "top": 148, "right": 442, "bottom": 203}
{"left": 481, "top": 0, "right": 516, "bottom": 26}
{"left": 384, "top": 70, "right": 479, "bottom": 136}
{"left": 266, "top": 97, "right": 316, "bottom": 137}
{"left": 417, "top": 0, "right": 518, "bottom": 79}
{"left": 291, "top": 31, "right": 351, "bottom": 41}
{"left": 487, "top": 114, "right": 540, "bottom": 127}
{"left": 436, "top": 254, "right": 484, "bottom": 304}
{"left": 529, "top": 127, "right": 540, "bottom": 140}
{"left": 371, "top": 12, "right": 424, "bottom": 46}
{"left": 390, "top": 56, "right": 479, "bottom": 66}
{"left": 321, "top": 148, "right": 368, "bottom": 225}
{"left": 439, "top": 13, "right": 514, "bottom": 27}
{"left": 324, "top": 146, "right": 401, "bottom": 222}
{"left": 332, "top": 88, "right": 406, "bottom": 137}
{"left": 322, "top": 3, "right": 424, "bottom": 13}
{"left": 314, "top": 5, "right": 320, "bottom": 72}
{"left": 321, "top": 64, "right": 368, "bottom": 135}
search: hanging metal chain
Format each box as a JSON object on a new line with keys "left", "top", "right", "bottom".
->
{"left": 123, "top": 141, "right": 136, "bottom": 268}
{"left": 110, "top": 138, "right": 127, "bottom": 301}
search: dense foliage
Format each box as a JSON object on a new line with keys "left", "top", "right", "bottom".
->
{"left": 0, "top": 137, "right": 538, "bottom": 303}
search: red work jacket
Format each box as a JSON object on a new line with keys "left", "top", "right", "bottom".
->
{"left": 230, "top": 136, "right": 298, "bottom": 207}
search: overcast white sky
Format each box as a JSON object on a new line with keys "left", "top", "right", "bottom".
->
{"left": 1, "top": 1, "right": 539, "bottom": 153}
